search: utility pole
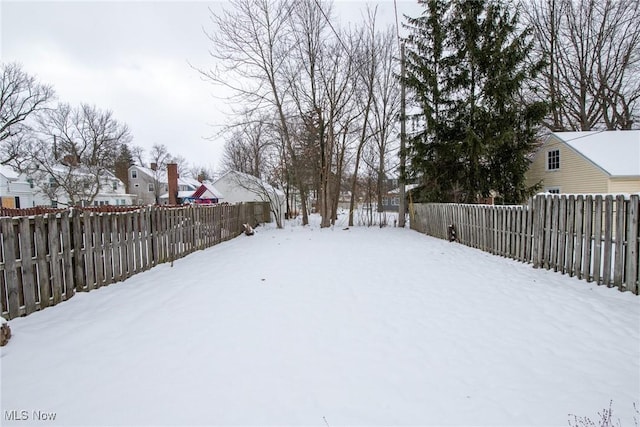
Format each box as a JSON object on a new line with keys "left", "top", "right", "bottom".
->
{"left": 398, "top": 43, "right": 407, "bottom": 228}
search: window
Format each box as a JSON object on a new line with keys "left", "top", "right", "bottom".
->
{"left": 112, "top": 181, "right": 118, "bottom": 190}
{"left": 148, "top": 183, "right": 154, "bottom": 192}
{"left": 131, "top": 170, "right": 138, "bottom": 179}
{"left": 121, "top": 199, "right": 126, "bottom": 205}
{"left": 547, "top": 149, "right": 560, "bottom": 170}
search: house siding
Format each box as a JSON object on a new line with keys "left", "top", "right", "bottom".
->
{"left": 609, "top": 177, "right": 640, "bottom": 193}
{"left": 128, "top": 166, "right": 163, "bottom": 205}
{"left": 526, "top": 136, "right": 609, "bottom": 194}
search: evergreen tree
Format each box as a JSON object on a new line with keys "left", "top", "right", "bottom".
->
{"left": 404, "top": 0, "right": 546, "bottom": 203}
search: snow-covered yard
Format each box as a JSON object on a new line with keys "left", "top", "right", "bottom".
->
{"left": 1, "top": 214, "right": 639, "bottom": 426}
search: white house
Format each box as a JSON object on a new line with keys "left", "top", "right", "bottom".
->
{"left": 0, "top": 165, "right": 46, "bottom": 209}
{"left": 45, "top": 166, "right": 135, "bottom": 207}
{"left": 213, "top": 171, "right": 286, "bottom": 225}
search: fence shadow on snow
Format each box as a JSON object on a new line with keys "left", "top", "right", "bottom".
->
{"left": 410, "top": 194, "right": 639, "bottom": 295}
{"left": 0, "top": 202, "right": 271, "bottom": 320}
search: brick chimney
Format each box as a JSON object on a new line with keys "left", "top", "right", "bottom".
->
{"left": 167, "top": 163, "right": 179, "bottom": 205}
{"left": 150, "top": 162, "right": 157, "bottom": 171}
{"left": 197, "top": 173, "right": 205, "bottom": 183}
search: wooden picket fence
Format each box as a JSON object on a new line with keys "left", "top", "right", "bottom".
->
{"left": 410, "top": 194, "right": 639, "bottom": 294}
{"left": 0, "top": 202, "right": 270, "bottom": 319}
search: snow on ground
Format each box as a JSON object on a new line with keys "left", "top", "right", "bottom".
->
{"left": 1, "top": 214, "right": 639, "bottom": 426}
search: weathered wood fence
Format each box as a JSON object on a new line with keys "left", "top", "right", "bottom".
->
{"left": 410, "top": 194, "right": 639, "bottom": 294}
{"left": 0, "top": 202, "right": 270, "bottom": 319}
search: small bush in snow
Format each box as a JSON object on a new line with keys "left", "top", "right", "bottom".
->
{"left": 568, "top": 401, "right": 639, "bottom": 427}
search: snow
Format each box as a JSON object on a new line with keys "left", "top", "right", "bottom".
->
{"left": 0, "top": 164, "right": 19, "bottom": 180}
{"left": 1, "top": 214, "right": 639, "bottom": 426}
{"left": 553, "top": 130, "right": 640, "bottom": 176}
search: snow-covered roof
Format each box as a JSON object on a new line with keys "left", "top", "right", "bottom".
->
{"left": 214, "top": 170, "right": 285, "bottom": 196}
{"left": 388, "top": 183, "right": 420, "bottom": 195}
{"left": 0, "top": 165, "right": 20, "bottom": 180}
{"left": 133, "top": 165, "right": 206, "bottom": 189}
{"left": 551, "top": 131, "right": 640, "bottom": 176}
{"left": 198, "top": 183, "right": 224, "bottom": 199}
{"left": 159, "top": 190, "right": 194, "bottom": 200}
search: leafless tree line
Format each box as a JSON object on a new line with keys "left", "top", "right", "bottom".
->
{"left": 0, "top": 62, "right": 215, "bottom": 206}
{"left": 207, "top": 0, "right": 640, "bottom": 228}
{"left": 526, "top": 0, "right": 640, "bottom": 131}
{"left": 203, "top": 0, "right": 401, "bottom": 227}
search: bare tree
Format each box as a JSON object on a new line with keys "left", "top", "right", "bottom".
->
{"left": 201, "top": 0, "right": 312, "bottom": 224}
{"left": 287, "top": 0, "right": 365, "bottom": 227}
{"left": 130, "top": 145, "right": 146, "bottom": 166}
{"left": 0, "top": 62, "right": 55, "bottom": 166}
{"left": 202, "top": 0, "right": 407, "bottom": 226}
{"left": 28, "top": 103, "right": 131, "bottom": 206}
{"left": 526, "top": 0, "right": 640, "bottom": 130}
{"left": 169, "top": 154, "right": 190, "bottom": 176}
{"left": 186, "top": 164, "right": 217, "bottom": 182}
{"left": 348, "top": 9, "right": 378, "bottom": 227}
{"left": 221, "top": 113, "right": 274, "bottom": 177}
{"left": 369, "top": 26, "right": 400, "bottom": 213}
{"left": 147, "top": 143, "right": 173, "bottom": 204}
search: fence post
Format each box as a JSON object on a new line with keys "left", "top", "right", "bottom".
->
{"left": 625, "top": 194, "right": 638, "bottom": 294}
{"left": 532, "top": 195, "right": 544, "bottom": 268}
{"left": 34, "top": 215, "right": 51, "bottom": 308}
{"left": 603, "top": 195, "right": 614, "bottom": 287}
{"left": 48, "top": 213, "right": 63, "bottom": 304}
{"left": 557, "top": 195, "right": 567, "bottom": 274}
{"left": 60, "top": 210, "right": 75, "bottom": 297}
{"left": 614, "top": 195, "right": 625, "bottom": 289}
{"left": 1, "top": 218, "right": 20, "bottom": 319}
{"left": 19, "top": 217, "right": 37, "bottom": 315}
{"left": 592, "top": 195, "right": 603, "bottom": 285}
{"left": 565, "top": 195, "right": 576, "bottom": 277}
{"left": 582, "top": 195, "right": 594, "bottom": 282}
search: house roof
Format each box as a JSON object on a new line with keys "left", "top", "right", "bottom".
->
{"left": 214, "top": 170, "right": 285, "bottom": 197}
{"left": 159, "top": 190, "right": 194, "bottom": 200}
{"left": 551, "top": 131, "right": 640, "bottom": 176}
{"left": 131, "top": 165, "right": 202, "bottom": 189}
{"left": 192, "top": 183, "right": 223, "bottom": 199}
{"left": 0, "top": 165, "right": 19, "bottom": 180}
{"left": 388, "top": 183, "right": 420, "bottom": 195}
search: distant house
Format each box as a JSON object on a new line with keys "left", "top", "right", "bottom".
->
{"left": 213, "top": 171, "right": 285, "bottom": 224}
{"left": 158, "top": 176, "right": 218, "bottom": 205}
{"left": 385, "top": 183, "right": 420, "bottom": 211}
{"left": 128, "top": 164, "right": 168, "bottom": 205}
{"left": 525, "top": 131, "right": 640, "bottom": 194}
{"left": 179, "top": 183, "right": 224, "bottom": 205}
{"left": 129, "top": 164, "right": 217, "bottom": 205}
{"left": 45, "top": 166, "right": 134, "bottom": 207}
{"left": 0, "top": 165, "right": 45, "bottom": 209}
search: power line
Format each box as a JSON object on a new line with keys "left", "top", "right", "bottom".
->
{"left": 312, "top": 0, "right": 349, "bottom": 53}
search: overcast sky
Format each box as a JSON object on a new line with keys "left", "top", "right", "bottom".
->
{"left": 1, "top": 1, "right": 422, "bottom": 173}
